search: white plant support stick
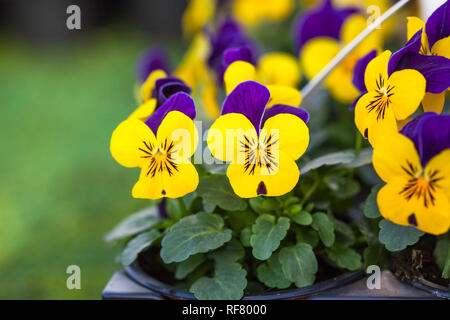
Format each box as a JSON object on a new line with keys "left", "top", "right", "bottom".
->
{"left": 300, "top": 0, "right": 411, "bottom": 101}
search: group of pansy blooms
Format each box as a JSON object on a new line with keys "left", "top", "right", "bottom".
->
{"left": 351, "top": 1, "right": 450, "bottom": 235}
{"left": 111, "top": 0, "right": 450, "bottom": 239}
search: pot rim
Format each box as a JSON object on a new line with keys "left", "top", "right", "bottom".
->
{"left": 402, "top": 277, "right": 450, "bottom": 299}
{"left": 124, "top": 262, "right": 365, "bottom": 300}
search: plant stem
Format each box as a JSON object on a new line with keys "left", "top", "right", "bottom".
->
{"left": 300, "top": 178, "right": 320, "bottom": 207}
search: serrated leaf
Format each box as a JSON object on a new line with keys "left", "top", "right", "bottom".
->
{"left": 105, "top": 206, "right": 159, "bottom": 242}
{"left": 210, "top": 239, "right": 244, "bottom": 263}
{"left": 256, "top": 252, "right": 292, "bottom": 289}
{"left": 326, "top": 245, "right": 362, "bottom": 271}
{"left": 291, "top": 211, "right": 312, "bottom": 226}
{"left": 160, "top": 212, "right": 232, "bottom": 263}
{"left": 311, "top": 212, "right": 335, "bottom": 247}
{"left": 301, "top": 151, "right": 355, "bottom": 174}
{"left": 378, "top": 219, "right": 424, "bottom": 252}
{"left": 197, "top": 175, "right": 248, "bottom": 211}
{"left": 190, "top": 262, "right": 247, "bottom": 300}
{"left": 121, "top": 230, "right": 160, "bottom": 266}
{"left": 364, "top": 184, "right": 383, "bottom": 219}
{"left": 250, "top": 215, "right": 290, "bottom": 260}
{"left": 279, "top": 243, "right": 318, "bottom": 288}
{"left": 175, "top": 254, "right": 205, "bottom": 280}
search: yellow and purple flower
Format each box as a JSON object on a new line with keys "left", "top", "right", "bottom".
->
{"left": 373, "top": 113, "right": 450, "bottom": 235}
{"left": 136, "top": 47, "right": 171, "bottom": 83}
{"left": 296, "top": 0, "right": 383, "bottom": 103}
{"left": 207, "top": 81, "right": 309, "bottom": 198}
{"left": 354, "top": 50, "right": 426, "bottom": 146}
{"left": 111, "top": 92, "right": 199, "bottom": 199}
{"left": 394, "top": 0, "right": 450, "bottom": 113}
{"left": 232, "top": 0, "right": 295, "bottom": 26}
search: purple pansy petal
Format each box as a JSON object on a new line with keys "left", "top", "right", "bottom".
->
{"left": 425, "top": 0, "right": 450, "bottom": 48}
{"left": 154, "top": 77, "right": 192, "bottom": 106}
{"left": 353, "top": 50, "right": 377, "bottom": 92}
{"left": 207, "top": 18, "right": 258, "bottom": 81}
{"left": 223, "top": 45, "right": 254, "bottom": 70}
{"left": 392, "top": 52, "right": 450, "bottom": 94}
{"left": 349, "top": 92, "right": 366, "bottom": 111}
{"left": 261, "top": 104, "right": 310, "bottom": 127}
{"left": 222, "top": 81, "right": 270, "bottom": 133}
{"left": 388, "top": 30, "right": 422, "bottom": 76}
{"left": 145, "top": 92, "right": 196, "bottom": 135}
{"left": 293, "top": 0, "right": 359, "bottom": 52}
{"left": 400, "top": 112, "right": 450, "bottom": 166}
{"left": 136, "top": 47, "right": 171, "bottom": 83}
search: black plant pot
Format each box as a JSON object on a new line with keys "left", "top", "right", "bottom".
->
{"left": 123, "top": 262, "right": 365, "bottom": 300}
{"left": 399, "top": 277, "right": 450, "bottom": 299}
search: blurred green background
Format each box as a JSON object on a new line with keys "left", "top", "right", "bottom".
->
{"left": 0, "top": 0, "right": 186, "bottom": 299}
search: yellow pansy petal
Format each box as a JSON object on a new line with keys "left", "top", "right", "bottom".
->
{"left": 129, "top": 99, "right": 157, "bottom": 121}
{"left": 377, "top": 177, "right": 450, "bottom": 235}
{"left": 372, "top": 132, "right": 421, "bottom": 183}
{"left": 257, "top": 52, "right": 301, "bottom": 87}
{"left": 226, "top": 151, "right": 299, "bottom": 198}
{"left": 341, "top": 14, "right": 382, "bottom": 55}
{"left": 224, "top": 61, "right": 256, "bottom": 94}
{"left": 364, "top": 50, "right": 391, "bottom": 92}
{"left": 300, "top": 38, "right": 340, "bottom": 80}
{"left": 327, "top": 63, "right": 360, "bottom": 103}
{"left": 406, "top": 17, "right": 425, "bottom": 41}
{"left": 431, "top": 36, "right": 450, "bottom": 59}
{"left": 182, "top": 0, "right": 215, "bottom": 37}
{"left": 132, "top": 162, "right": 199, "bottom": 199}
{"left": 425, "top": 150, "right": 450, "bottom": 200}
{"left": 207, "top": 113, "right": 258, "bottom": 162}
{"left": 388, "top": 69, "right": 426, "bottom": 120}
{"left": 141, "top": 69, "right": 167, "bottom": 102}
{"left": 263, "top": 0, "right": 294, "bottom": 22}
{"left": 422, "top": 92, "right": 445, "bottom": 114}
{"left": 110, "top": 119, "right": 157, "bottom": 168}
{"left": 201, "top": 79, "right": 220, "bottom": 118}
{"left": 262, "top": 113, "right": 309, "bottom": 160}
{"left": 156, "top": 111, "right": 198, "bottom": 160}
{"left": 266, "top": 85, "right": 302, "bottom": 107}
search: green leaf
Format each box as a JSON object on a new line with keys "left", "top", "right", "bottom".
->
{"left": 363, "top": 241, "right": 390, "bottom": 270}
{"left": 443, "top": 248, "right": 450, "bottom": 279}
{"left": 434, "top": 235, "right": 449, "bottom": 270}
{"left": 332, "top": 217, "right": 356, "bottom": 245}
{"left": 197, "top": 175, "right": 247, "bottom": 211}
{"left": 378, "top": 219, "right": 424, "bottom": 252}
{"left": 166, "top": 198, "right": 184, "bottom": 221}
{"left": 295, "top": 228, "right": 319, "bottom": 248}
{"left": 364, "top": 184, "right": 383, "bottom": 219}
{"left": 249, "top": 197, "right": 277, "bottom": 214}
{"left": 291, "top": 211, "right": 313, "bottom": 226}
{"left": 343, "top": 148, "right": 372, "bottom": 169}
{"left": 190, "top": 262, "right": 247, "bottom": 300}
{"left": 256, "top": 252, "right": 292, "bottom": 289}
{"left": 202, "top": 201, "right": 216, "bottom": 213}
{"left": 210, "top": 239, "right": 245, "bottom": 263}
{"left": 250, "top": 215, "right": 290, "bottom": 260}
{"left": 240, "top": 227, "right": 252, "bottom": 247}
{"left": 175, "top": 254, "right": 205, "bottom": 280}
{"left": 279, "top": 243, "right": 318, "bottom": 288}
{"left": 301, "top": 151, "right": 355, "bottom": 174}
{"left": 160, "top": 212, "right": 232, "bottom": 263}
{"left": 311, "top": 212, "right": 335, "bottom": 247}
{"left": 121, "top": 230, "right": 160, "bottom": 266}
{"left": 225, "top": 209, "right": 257, "bottom": 231}
{"left": 326, "top": 245, "right": 362, "bottom": 271}
{"left": 104, "top": 206, "right": 159, "bottom": 242}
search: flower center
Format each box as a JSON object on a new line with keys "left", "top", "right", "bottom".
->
{"left": 366, "top": 74, "right": 395, "bottom": 121}
{"left": 139, "top": 139, "right": 178, "bottom": 177}
{"left": 241, "top": 134, "right": 278, "bottom": 176}
{"left": 399, "top": 160, "right": 443, "bottom": 208}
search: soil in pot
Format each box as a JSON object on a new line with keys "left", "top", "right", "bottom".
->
{"left": 390, "top": 234, "right": 449, "bottom": 287}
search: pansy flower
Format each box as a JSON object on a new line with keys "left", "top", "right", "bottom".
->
{"left": 296, "top": 0, "right": 383, "bottom": 103}
{"left": 111, "top": 92, "right": 199, "bottom": 199}
{"left": 136, "top": 47, "right": 171, "bottom": 83}
{"left": 232, "top": 0, "right": 294, "bottom": 26}
{"left": 207, "top": 81, "right": 309, "bottom": 198}
{"left": 354, "top": 50, "right": 426, "bottom": 146}
{"left": 392, "top": 0, "right": 450, "bottom": 113}
{"left": 182, "top": 0, "right": 216, "bottom": 38}
{"left": 223, "top": 46, "right": 302, "bottom": 108}
{"left": 373, "top": 113, "right": 450, "bottom": 235}
{"left": 129, "top": 70, "right": 192, "bottom": 122}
